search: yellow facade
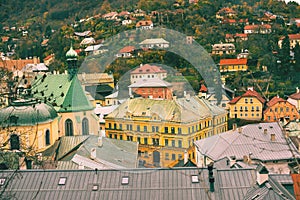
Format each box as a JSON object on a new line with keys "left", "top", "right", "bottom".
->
{"left": 229, "top": 96, "right": 264, "bottom": 120}
{"left": 219, "top": 64, "right": 248, "bottom": 72}
{"left": 105, "top": 113, "right": 228, "bottom": 167}
{"left": 0, "top": 118, "right": 59, "bottom": 153}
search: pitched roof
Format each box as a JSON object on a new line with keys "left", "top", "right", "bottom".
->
{"left": 136, "top": 20, "right": 153, "bottom": 27}
{"left": 0, "top": 58, "right": 40, "bottom": 71}
{"left": 229, "top": 89, "right": 265, "bottom": 104}
{"left": 199, "top": 84, "right": 208, "bottom": 92}
{"left": 267, "top": 96, "right": 286, "bottom": 107}
{"left": 194, "top": 122, "right": 300, "bottom": 162}
{"left": 128, "top": 78, "right": 172, "bottom": 88}
{"left": 119, "top": 46, "right": 135, "bottom": 53}
{"left": 289, "top": 91, "right": 300, "bottom": 100}
{"left": 106, "top": 96, "right": 227, "bottom": 123}
{"left": 288, "top": 34, "right": 300, "bottom": 40}
{"left": 244, "top": 24, "right": 271, "bottom": 30}
{"left": 32, "top": 74, "right": 93, "bottom": 112}
{"left": 0, "top": 167, "right": 259, "bottom": 200}
{"left": 131, "top": 64, "right": 167, "bottom": 74}
{"left": 219, "top": 58, "right": 247, "bottom": 66}
{"left": 139, "top": 38, "right": 169, "bottom": 45}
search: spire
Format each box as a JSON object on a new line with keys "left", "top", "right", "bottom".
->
{"left": 66, "top": 44, "right": 78, "bottom": 80}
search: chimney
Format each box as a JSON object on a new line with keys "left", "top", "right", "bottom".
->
{"left": 264, "top": 129, "right": 267, "bottom": 134}
{"left": 184, "top": 150, "right": 188, "bottom": 164}
{"left": 238, "top": 127, "right": 242, "bottom": 133}
{"left": 243, "top": 155, "right": 249, "bottom": 163}
{"left": 229, "top": 156, "right": 236, "bottom": 167}
{"left": 98, "top": 136, "right": 103, "bottom": 147}
{"left": 90, "top": 148, "right": 96, "bottom": 160}
{"left": 232, "top": 123, "right": 237, "bottom": 131}
{"left": 33, "top": 56, "right": 38, "bottom": 64}
{"left": 256, "top": 164, "right": 269, "bottom": 185}
{"left": 208, "top": 162, "right": 215, "bottom": 192}
{"left": 271, "top": 133, "right": 275, "bottom": 141}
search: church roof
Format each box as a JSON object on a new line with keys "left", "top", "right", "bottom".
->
{"left": 32, "top": 74, "right": 93, "bottom": 113}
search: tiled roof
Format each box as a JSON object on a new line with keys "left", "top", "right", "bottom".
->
{"left": 194, "top": 122, "right": 300, "bottom": 162}
{"left": 139, "top": 38, "right": 169, "bottom": 45}
{"left": 119, "top": 46, "right": 135, "bottom": 53}
{"left": 290, "top": 92, "right": 300, "bottom": 100}
{"left": 219, "top": 58, "right": 247, "bottom": 65}
{"left": 106, "top": 96, "right": 227, "bottom": 123}
{"left": 0, "top": 167, "right": 259, "bottom": 200}
{"left": 289, "top": 34, "right": 300, "bottom": 40}
{"left": 199, "top": 84, "right": 208, "bottom": 92}
{"left": 292, "top": 174, "right": 300, "bottom": 199}
{"left": 136, "top": 20, "right": 153, "bottom": 27}
{"left": 229, "top": 89, "right": 265, "bottom": 104}
{"left": 235, "top": 33, "right": 248, "bottom": 38}
{"left": 244, "top": 24, "right": 271, "bottom": 30}
{"left": 128, "top": 78, "right": 172, "bottom": 88}
{"left": 267, "top": 96, "right": 285, "bottom": 107}
{"left": 32, "top": 74, "right": 93, "bottom": 113}
{"left": 0, "top": 58, "right": 39, "bottom": 71}
{"left": 131, "top": 64, "right": 167, "bottom": 74}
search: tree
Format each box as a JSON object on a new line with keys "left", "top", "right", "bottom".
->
{"left": 294, "top": 42, "right": 300, "bottom": 72}
{"left": 278, "top": 35, "right": 290, "bottom": 74}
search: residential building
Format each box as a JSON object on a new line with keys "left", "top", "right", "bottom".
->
{"left": 130, "top": 64, "right": 167, "bottom": 84}
{"left": 211, "top": 43, "right": 235, "bottom": 55}
{"left": 128, "top": 78, "right": 173, "bottom": 100}
{"left": 139, "top": 38, "right": 169, "bottom": 49}
{"left": 225, "top": 33, "right": 248, "bottom": 42}
{"left": 228, "top": 87, "right": 265, "bottom": 120}
{"left": 219, "top": 58, "right": 248, "bottom": 72}
{"left": 43, "top": 54, "right": 55, "bottom": 66}
{"left": 32, "top": 46, "right": 99, "bottom": 137}
{"left": 0, "top": 99, "right": 59, "bottom": 152}
{"left": 244, "top": 24, "right": 272, "bottom": 34}
{"left": 116, "top": 46, "right": 136, "bottom": 58}
{"left": 136, "top": 20, "right": 153, "bottom": 30}
{"left": 216, "top": 7, "right": 237, "bottom": 19}
{"left": 102, "top": 12, "right": 118, "bottom": 20}
{"left": 288, "top": 87, "right": 300, "bottom": 112}
{"left": 0, "top": 166, "right": 296, "bottom": 199}
{"left": 194, "top": 122, "right": 300, "bottom": 174}
{"left": 105, "top": 96, "right": 228, "bottom": 167}
{"left": 278, "top": 34, "right": 300, "bottom": 49}
{"left": 264, "top": 96, "right": 299, "bottom": 122}
{"left": 41, "top": 135, "right": 138, "bottom": 169}
{"left": 0, "top": 57, "right": 40, "bottom": 72}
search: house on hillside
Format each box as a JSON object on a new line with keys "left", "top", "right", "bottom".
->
{"left": 139, "top": 38, "right": 169, "bottom": 49}
{"left": 244, "top": 24, "right": 272, "bottom": 34}
{"left": 219, "top": 58, "right": 248, "bottom": 72}
{"left": 136, "top": 20, "right": 153, "bottom": 30}
{"left": 211, "top": 43, "right": 235, "bottom": 55}
{"left": 278, "top": 34, "right": 300, "bottom": 49}
{"left": 288, "top": 87, "right": 300, "bottom": 112}
{"left": 130, "top": 64, "right": 167, "bottom": 84}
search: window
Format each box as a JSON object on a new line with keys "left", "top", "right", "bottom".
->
{"left": 108, "top": 123, "right": 112, "bottom": 129}
{"left": 191, "top": 175, "right": 199, "bottom": 183}
{"left": 65, "top": 119, "right": 74, "bottom": 136}
{"left": 172, "top": 140, "right": 175, "bottom": 147}
{"left": 10, "top": 134, "right": 20, "bottom": 150}
{"left": 152, "top": 138, "right": 159, "bottom": 146}
{"left": 165, "top": 153, "right": 169, "bottom": 160}
{"left": 144, "top": 126, "right": 147, "bottom": 132}
{"left": 121, "top": 176, "right": 129, "bottom": 185}
{"left": 58, "top": 177, "right": 67, "bottom": 185}
{"left": 114, "top": 123, "right": 117, "bottom": 129}
{"left": 137, "top": 137, "right": 141, "bottom": 144}
{"left": 286, "top": 107, "right": 289, "bottom": 112}
{"left": 45, "top": 130, "right": 50, "bottom": 146}
{"left": 144, "top": 138, "right": 148, "bottom": 145}
{"left": 119, "top": 124, "right": 122, "bottom": 130}
{"left": 178, "top": 140, "right": 182, "bottom": 148}
{"left": 152, "top": 126, "right": 155, "bottom": 132}
{"left": 172, "top": 154, "right": 176, "bottom": 160}
{"left": 120, "top": 135, "right": 123, "bottom": 140}
{"left": 256, "top": 106, "right": 260, "bottom": 111}
{"left": 178, "top": 154, "right": 182, "bottom": 160}
{"left": 245, "top": 99, "right": 248, "bottom": 103}
{"left": 137, "top": 125, "right": 140, "bottom": 132}
{"left": 164, "top": 127, "right": 168, "bottom": 133}
{"left": 171, "top": 127, "right": 175, "bottom": 134}
{"left": 165, "top": 139, "right": 168, "bottom": 146}
{"left": 82, "top": 118, "right": 89, "bottom": 135}
{"left": 178, "top": 128, "right": 182, "bottom": 134}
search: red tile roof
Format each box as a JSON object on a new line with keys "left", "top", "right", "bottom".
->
{"left": 220, "top": 58, "right": 247, "bottom": 66}
{"left": 235, "top": 33, "right": 248, "bottom": 38}
{"left": 119, "top": 46, "right": 135, "bottom": 53}
{"left": 0, "top": 59, "right": 40, "bottom": 71}
{"left": 290, "top": 91, "right": 300, "bottom": 100}
{"left": 199, "top": 84, "right": 208, "bottom": 92}
{"left": 266, "top": 96, "right": 285, "bottom": 107}
{"left": 229, "top": 89, "right": 265, "bottom": 104}
{"left": 131, "top": 64, "right": 167, "bottom": 74}
{"left": 136, "top": 20, "right": 153, "bottom": 27}
{"left": 244, "top": 24, "right": 271, "bottom": 30}
{"left": 289, "top": 34, "right": 300, "bottom": 40}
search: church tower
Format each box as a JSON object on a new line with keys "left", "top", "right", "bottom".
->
{"left": 66, "top": 45, "right": 78, "bottom": 80}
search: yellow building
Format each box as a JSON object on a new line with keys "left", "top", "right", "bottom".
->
{"left": 219, "top": 58, "right": 248, "bottom": 72}
{"left": 105, "top": 96, "right": 228, "bottom": 167}
{"left": 228, "top": 88, "right": 266, "bottom": 121}
{"left": 0, "top": 99, "right": 59, "bottom": 153}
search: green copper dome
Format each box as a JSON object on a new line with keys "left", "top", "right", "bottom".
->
{"left": 0, "top": 99, "right": 58, "bottom": 127}
{"left": 66, "top": 45, "right": 78, "bottom": 60}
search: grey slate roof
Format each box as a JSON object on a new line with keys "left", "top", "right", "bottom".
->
{"left": 0, "top": 167, "right": 259, "bottom": 200}
{"left": 194, "top": 122, "right": 300, "bottom": 162}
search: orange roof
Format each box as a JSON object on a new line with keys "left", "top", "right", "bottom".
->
{"left": 199, "top": 84, "right": 208, "bottom": 92}
{"left": 225, "top": 34, "right": 234, "bottom": 38}
{"left": 229, "top": 89, "right": 265, "bottom": 104}
{"left": 220, "top": 58, "right": 247, "bottom": 66}
{"left": 289, "top": 34, "right": 300, "bottom": 40}
{"left": 244, "top": 24, "right": 271, "bottom": 30}
{"left": 136, "top": 20, "right": 153, "bottom": 27}
{"left": 119, "top": 46, "right": 135, "bottom": 53}
{"left": 266, "top": 96, "right": 285, "bottom": 107}
{"left": 0, "top": 59, "right": 40, "bottom": 71}
{"left": 44, "top": 54, "right": 55, "bottom": 61}
{"left": 235, "top": 33, "right": 248, "bottom": 38}
{"left": 290, "top": 91, "right": 300, "bottom": 100}
{"left": 131, "top": 64, "right": 167, "bottom": 74}
{"left": 292, "top": 174, "right": 300, "bottom": 200}
{"left": 1, "top": 36, "right": 9, "bottom": 42}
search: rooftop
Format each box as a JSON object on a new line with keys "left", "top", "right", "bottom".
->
{"left": 219, "top": 58, "right": 247, "bottom": 66}
{"left": 131, "top": 64, "right": 167, "bottom": 74}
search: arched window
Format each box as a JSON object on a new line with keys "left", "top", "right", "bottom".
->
{"left": 82, "top": 118, "right": 89, "bottom": 135}
{"left": 10, "top": 134, "right": 20, "bottom": 150}
{"left": 65, "top": 119, "right": 74, "bottom": 136}
{"left": 45, "top": 130, "right": 50, "bottom": 145}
